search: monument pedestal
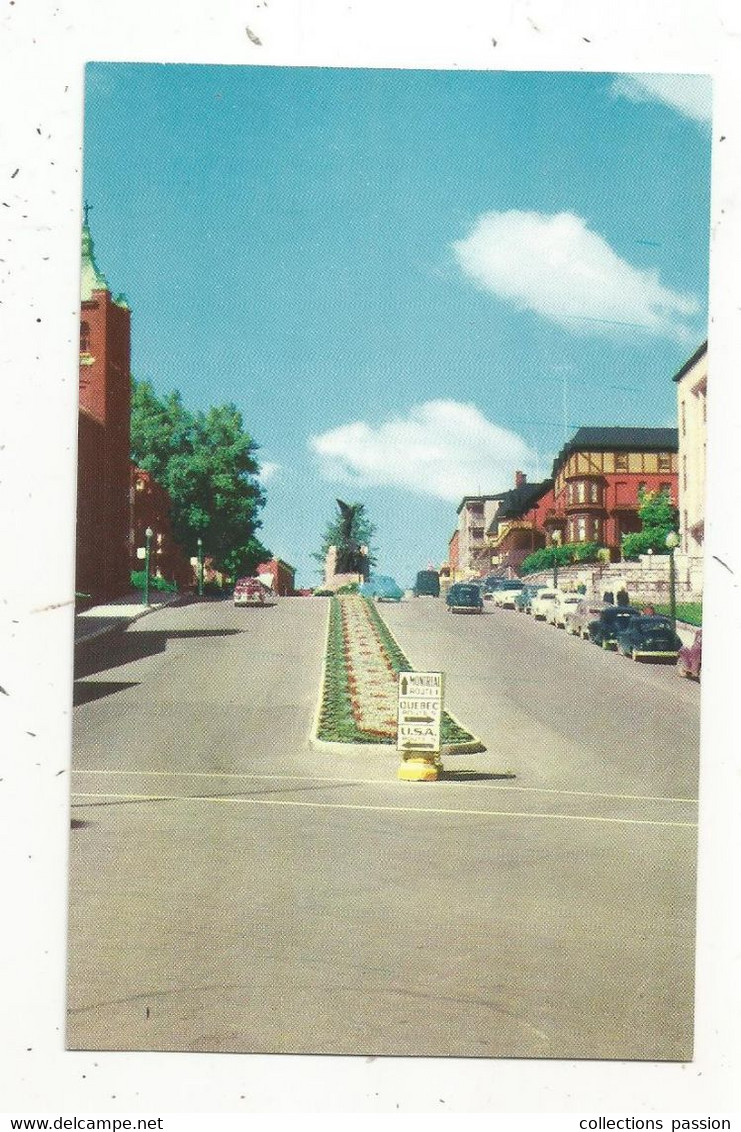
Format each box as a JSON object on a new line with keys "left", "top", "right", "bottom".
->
{"left": 324, "top": 545, "right": 369, "bottom": 591}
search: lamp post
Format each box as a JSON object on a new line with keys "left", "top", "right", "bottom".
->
{"left": 143, "top": 527, "right": 153, "bottom": 606}
{"left": 665, "top": 530, "right": 679, "bottom": 633}
{"left": 551, "top": 529, "right": 562, "bottom": 589}
{"left": 197, "top": 537, "right": 204, "bottom": 597}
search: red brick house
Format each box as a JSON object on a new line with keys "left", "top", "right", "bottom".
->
{"left": 487, "top": 473, "right": 555, "bottom": 572}
{"left": 548, "top": 427, "right": 678, "bottom": 556}
{"left": 257, "top": 558, "right": 296, "bottom": 596}
{"left": 76, "top": 220, "right": 132, "bottom": 602}
{"left": 130, "top": 466, "right": 191, "bottom": 589}
{"left": 448, "top": 530, "right": 460, "bottom": 577}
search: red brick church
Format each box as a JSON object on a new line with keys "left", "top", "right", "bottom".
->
{"left": 76, "top": 216, "right": 133, "bottom": 602}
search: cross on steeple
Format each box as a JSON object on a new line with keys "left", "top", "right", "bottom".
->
{"left": 83, "top": 200, "right": 93, "bottom": 226}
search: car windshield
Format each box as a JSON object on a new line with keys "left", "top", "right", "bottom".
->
{"left": 639, "top": 631, "right": 675, "bottom": 644}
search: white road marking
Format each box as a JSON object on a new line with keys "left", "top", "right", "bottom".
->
{"left": 69, "top": 791, "right": 698, "bottom": 829}
{"left": 71, "top": 768, "right": 697, "bottom": 805}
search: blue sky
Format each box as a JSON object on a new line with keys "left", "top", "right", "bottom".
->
{"left": 83, "top": 65, "right": 711, "bottom": 587}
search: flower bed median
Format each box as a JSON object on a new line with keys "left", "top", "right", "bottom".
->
{"left": 315, "top": 595, "right": 484, "bottom": 752}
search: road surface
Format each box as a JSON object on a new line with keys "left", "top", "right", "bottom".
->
{"left": 67, "top": 595, "right": 699, "bottom": 1059}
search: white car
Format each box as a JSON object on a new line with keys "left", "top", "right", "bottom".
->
{"left": 492, "top": 582, "right": 524, "bottom": 609}
{"left": 549, "top": 591, "right": 584, "bottom": 628}
{"left": 530, "top": 589, "right": 559, "bottom": 620}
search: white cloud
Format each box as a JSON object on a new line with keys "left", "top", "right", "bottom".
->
{"left": 259, "top": 461, "right": 280, "bottom": 482}
{"left": 310, "top": 401, "right": 537, "bottom": 503}
{"left": 611, "top": 73, "right": 711, "bottom": 125}
{"left": 452, "top": 210, "right": 700, "bottom": 342}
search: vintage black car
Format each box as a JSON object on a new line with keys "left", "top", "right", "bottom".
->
{"left": 414, "top": 569, "right": 440, "bottom": 597}
{"left": 616, "top": 616, "right": 682, "bottom": 662}
{"left": 588, "top": 605, "right": 641, "bottom": 649}
{"left": 446, "top": 582, "right": 484, "bottom": 614}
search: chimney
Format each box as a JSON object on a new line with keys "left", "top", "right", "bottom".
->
{"left": 515, "top": 470, "right": 526, "bottom": 488}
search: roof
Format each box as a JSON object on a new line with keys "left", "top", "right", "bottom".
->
{"left": 80, "top": 223, "right": 109, "bottom": 300}
{"left": 486, "top": 480, "right": 552, "bottom": 534}
{"left": 551, "top": 426, "right": 678, "bottom": 478}
{"left": 455, "top": 493, "right": 506, "bottom": 515}
{"left": 672, "top": 341, "right": 708, "bottom": 383}
{"left": 497, "top": 480, "right": 552, "bottom": 520}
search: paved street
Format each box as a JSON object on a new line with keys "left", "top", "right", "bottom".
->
{"left": 67, "top": 596, "right": 700, "bottom": 1060}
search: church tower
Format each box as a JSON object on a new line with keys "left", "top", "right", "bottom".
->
{"left": 76, "top": 211, "right": 132, "bottom": 601}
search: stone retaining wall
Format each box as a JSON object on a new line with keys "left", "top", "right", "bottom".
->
{"left": 523, "top": 553, "right": 703, "bottom": 604}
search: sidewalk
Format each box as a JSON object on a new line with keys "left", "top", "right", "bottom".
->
{"left": 74, "top": 591, "right": 182, "bottom": 646}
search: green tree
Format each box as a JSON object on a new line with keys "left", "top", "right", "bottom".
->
{"left": 131, "top": 378, "right": 271, "bottom": 575}
{"left": 312, "top": 501, "right": 378, "bottom": 572}
{"left": 621, "top": 487, "right": 679, "bottom": 559}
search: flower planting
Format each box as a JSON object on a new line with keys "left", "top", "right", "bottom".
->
{"left": 316, "top": 595, "right": 482, "bottom": 751}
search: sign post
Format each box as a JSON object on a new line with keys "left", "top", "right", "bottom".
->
{"left": 397, "top": 670, "right": 443, "bottom": 781}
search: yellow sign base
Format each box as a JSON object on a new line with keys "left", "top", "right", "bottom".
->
{"left": 397, "top": 755, "right": 441, "bottom": 782}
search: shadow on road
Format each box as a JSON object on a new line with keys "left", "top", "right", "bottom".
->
{"left": 442, "top": 770, "right": 517, "bottom": 783}
{"left": 73, "top": 680, "right": 140, "bottom": 707}
{"left": 74, "top": 628, "right": 242, "bottom": 679}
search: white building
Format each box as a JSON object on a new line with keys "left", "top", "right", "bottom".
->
{"left": 455, "top": 494, "right": 505, "bottom": 578}
{"left": 673, "top": 342, "right": 707, "bottom": 570}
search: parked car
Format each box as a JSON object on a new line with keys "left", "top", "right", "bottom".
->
{"left": 677, "top": 629, "right": 702, "bottom": 680}
{"left": 549, "top": 591, "right": 584, "bottom": 628}
{"left": 233, "top": 576, "right": 277, "bottom": 607}
{"left": 446, "top": 582, "right": 484, "bottom": 614}
{"left": 482, "top": 575, "right": 506, "bottom": 600}
{"left": 514, "top": 583, "right": 548, "bottom": 614}
{"left": 414, "top": 569, "right": 440, "bottom": 597}
{"left": 360, "top": 574, "right": 404, "bottom": 602}
{"left": 567, "top": 599, "right": 607, "bottom": 639}
{"left": 492, "top": 580, "right": 525, "bottom": 608}
{"left": 530, "top": 589, "right": 559, "bottom": 620}
{"left": 588, "top": 605, "right": 641, "bottom": 649}
{"left": 616, "top": 616, "right": 682, "bottom": 662}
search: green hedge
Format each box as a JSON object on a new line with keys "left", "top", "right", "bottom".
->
{"left": 130, "top": 570, "right": 178, "bottom": 593}
{"left": 520, "top": 541, "right": 603, "bottom": 575}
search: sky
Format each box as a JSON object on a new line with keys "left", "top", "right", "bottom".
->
{"left": 82, "top": 64, "right": 712, "bottom": 587}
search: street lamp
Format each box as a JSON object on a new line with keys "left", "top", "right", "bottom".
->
{"left": 197, "top": 537, "right": 204, "bottom": 597}
{"left": 665, "top": 530, "right": 680, "bottom": 633}
{"left": 551, "top": 529, "right": 562, "bottom": 589}
{"left": 143, "top": 527, "right": 154, "bottom": 606}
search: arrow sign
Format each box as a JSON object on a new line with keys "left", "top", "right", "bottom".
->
{"left": 397, "top": 671, "right": 443, "bottom": 754}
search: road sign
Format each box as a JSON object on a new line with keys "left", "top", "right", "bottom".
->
{"left": 397, "top": 671, "right": 443, "bottom": 753}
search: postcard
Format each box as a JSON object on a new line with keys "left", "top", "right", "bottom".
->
{"left": 67, "top": 62, "right": 711, "bottom": 1064}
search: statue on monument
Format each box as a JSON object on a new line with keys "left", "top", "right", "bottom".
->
{"left": 334, "top": 499, "right": 370, "bottom": 579}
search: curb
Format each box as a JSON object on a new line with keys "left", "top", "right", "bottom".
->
{"left": 74, "top": 594, "right": 181, "bottom": 648}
